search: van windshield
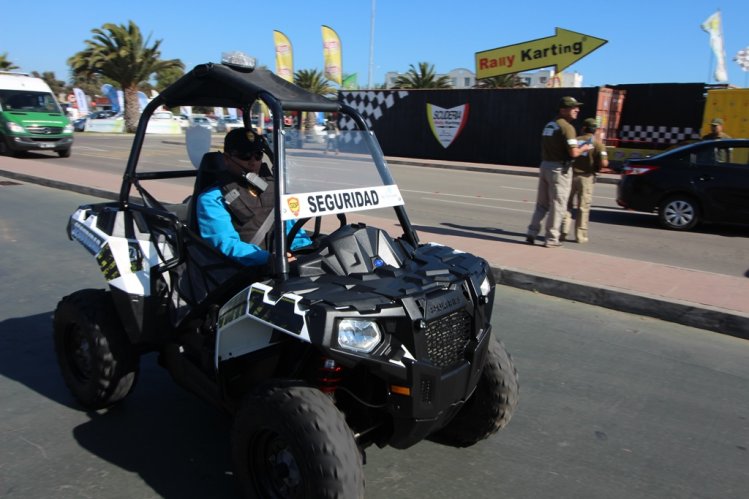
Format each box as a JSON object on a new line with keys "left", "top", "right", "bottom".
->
{"left": 0, "top": 90, "right": 62, "bottom": 114}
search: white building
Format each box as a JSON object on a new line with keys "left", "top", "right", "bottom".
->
{"left": 384, "top": 67, "right": 583, "bottom": 89}
{"left": 517, "top": 69, "right": 583, "bottom": 88}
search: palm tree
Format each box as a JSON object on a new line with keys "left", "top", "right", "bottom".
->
{"left": 68, "top": 21, "right": 183, "bottom": 132}
{"left": 0, "top": 52, "right": 19, "bottom": 71}
{"left": 391, "top": 62, "right": 451, "bottom": 89}
{"left": 294, "top": 69, "right": 336, "bottom": 97}
{"left": 154, "top": 66, "right": 185, "bottom": 93}
{"left": 294, "top": 69, "right": 335, "bottom": 131}
{"left": 475, "top": 74, "right": 527, "bottom": 89}
{"left": 32, "top": 71, "right": 66, "bottom": 97}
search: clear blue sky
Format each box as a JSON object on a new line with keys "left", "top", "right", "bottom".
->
{"left": 3, "top": 0, "right": 748, "bottom": 88}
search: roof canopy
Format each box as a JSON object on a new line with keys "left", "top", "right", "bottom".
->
{"left": 157, "top": 63, "right": 340, "bottom": 112}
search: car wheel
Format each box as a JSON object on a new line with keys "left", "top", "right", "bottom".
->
{"left": 428, "top": 339, "right": 519, "bottom": 448}
{"left": 658, "top": 195, "right": 700, "bottom": 230}
{"left": 0, "top": 137, "right": 20, "bottom": 157}
{"left": 58, "top": 148, "right": 72, "bottom": 158}
{"left": 232, "top": 383, "right": 364, "bottom": 499}
{"left": 53, "top": 289, "right": 139, "bottom": 409}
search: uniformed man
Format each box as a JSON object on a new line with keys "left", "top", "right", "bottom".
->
{"left": 561, "top": 117, "right": 609, "bottom": 244}
{"left": 701, "top": 118, "right": 731, "bottom": 140}
{"left": 196, "top": 127, "right": 310, "bottom": 265}
{"left": 526, "top": 96, "right": 593, "bottom": 248}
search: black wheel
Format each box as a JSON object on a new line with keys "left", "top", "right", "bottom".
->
{"left": 429, "top": 339, "right": 519, "bottom": 448}
{"left": 53, "top": 289, "right": 139, "bottom": 409}
{"left": 0, "top": 137, "right": 20, "bottom": 157}
{"left": 58, "top": 148, "right": 72, "bottom": 158}
{"left": 658, "top": 195, "right": 700, "bottom": 230}
{"left": 232, "top": 383, "right": 364, "bottom": 499}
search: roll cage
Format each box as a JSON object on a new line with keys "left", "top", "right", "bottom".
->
{"left": 118, "top": 61, "right": 418, "bottom": 280}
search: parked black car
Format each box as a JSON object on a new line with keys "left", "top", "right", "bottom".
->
{"left": 617, "top": 139, "right": 749, "bottom": 230}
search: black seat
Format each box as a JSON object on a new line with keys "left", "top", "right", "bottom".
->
{"left": 170, "top": 151, "right": 270, "bottom": 326}
{"left": 187, "top": 151, "right": 227, "bottom": 232}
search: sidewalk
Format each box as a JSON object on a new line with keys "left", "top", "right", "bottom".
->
{"left": 1, "top": 154, "right": 747, "bottom": 339}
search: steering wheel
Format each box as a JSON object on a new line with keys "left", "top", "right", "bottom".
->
{"left": 285, "top": 213, "right": 347, "bottom": 253}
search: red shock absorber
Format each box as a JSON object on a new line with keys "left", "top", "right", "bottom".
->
{"left": 317, "top": 357, "right": 344, "bottom": 394}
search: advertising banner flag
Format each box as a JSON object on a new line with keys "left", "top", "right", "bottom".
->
{"left": 342, "top": 73, "right": 358, "bottom": 90}
{"left": 321, "top": 25, "right": 343, "bottom": 85}
{"left": 101, "top": 84, "right": 120, "bottom": 113}
{"left": 273, "top": 30, "right": 294, "bottom": 82}
{"left": 735, "top": 47, "right": 749, "bottom": 72}
{"left": 701, "top": 11, "right": 728, "bottom": 82}
{"left": 73, "top": 88, "right": 89, "bottom": 116}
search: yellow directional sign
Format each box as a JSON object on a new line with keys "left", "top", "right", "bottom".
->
{"left": 475, "top": 28, "right": 607, "bottom": 79}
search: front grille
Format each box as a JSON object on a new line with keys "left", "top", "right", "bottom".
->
{"left": 424, "top": 310, "right": 472, "bottom": 368}
{"left": 26, "top": 125, "right": 63, "bottom": 135}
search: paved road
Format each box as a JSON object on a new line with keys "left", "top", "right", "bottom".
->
{"left": 29, "top": 133, "right": 749, "bottom": 278}
{"left": 1, "top": 184, "right": 747, "bottom": 498}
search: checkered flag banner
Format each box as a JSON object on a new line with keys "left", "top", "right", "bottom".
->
{"left": 339, "top": 90, "right": 409, "bottom": 143}
{"left": 735, "top": 47, "right": 749, "bottom": 72}
{"left": 620, "top": 125, "right": 700, "bottom": 145}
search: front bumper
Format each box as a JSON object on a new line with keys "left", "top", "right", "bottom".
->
{"left": 7, "top": 134, "right": 73, "bottom": 152}
{"left": 371, "top": 325, "right": 492, "bottom": 449}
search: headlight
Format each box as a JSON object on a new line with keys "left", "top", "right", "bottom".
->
{"left": 6, "top": 122, "right": 25, "bottom": 133}
{"left": 480, "top": 275, "right": 492, "bottom": 297}
{"left": 337, "top": 319, "right": 381, "bottom": 353}
{"left": 63, "top": 124, "right": 74, "bottom": 134}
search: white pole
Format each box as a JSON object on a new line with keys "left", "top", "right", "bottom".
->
{"left": 368, "top": 0, "right": 376, "bottom": 88}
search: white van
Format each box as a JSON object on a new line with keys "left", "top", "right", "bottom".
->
{"left": 0, "top": 72, "right": 74, "bottom": 157}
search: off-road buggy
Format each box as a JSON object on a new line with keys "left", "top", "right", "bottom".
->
{"left": 54, "top": 53, "right": 519, "bottom": 498}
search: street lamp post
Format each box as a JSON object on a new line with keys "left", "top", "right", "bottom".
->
{"left": 368, "top": 0, "right": 376, "bottom": 89}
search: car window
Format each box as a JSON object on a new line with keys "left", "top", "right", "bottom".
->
{"left": 692, "top": 146, "right": 717, "bottom": 165}
{"left": 726, "top": 145, "right": 749, "bottom": 166}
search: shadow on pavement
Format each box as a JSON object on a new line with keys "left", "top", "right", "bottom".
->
{"left": 590, "top": 208, "right": 749, "bottom": 238}
{"left": 72, "top": 354, "right": 238, "bottom": 499}
{"left": 414, "top": 223, "right": 528, "bottom": 244}
{"left": 0, "top": 312, "right": 75, "bottom": 408}
{"left": 0, "top": 312, "right": 238, "bottom": 498}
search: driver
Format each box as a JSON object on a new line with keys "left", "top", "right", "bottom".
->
{"left": 196, "top": 127, "right": 310, "bottom": 266}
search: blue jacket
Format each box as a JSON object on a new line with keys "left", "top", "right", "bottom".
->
{"left": 197, "top": 186, "right": 312, "bottom": 266}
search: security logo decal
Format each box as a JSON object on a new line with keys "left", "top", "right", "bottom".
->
{"left": 427, "top": 103, "right": 470, "bottom": 148}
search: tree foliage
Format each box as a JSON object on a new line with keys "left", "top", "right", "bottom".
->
{"left": 154, "top": 66, "right": 185, "bottom": 93}
{"left": 31, "top": 71, "right": 66, "bottom": 97}
{"left": 391, "top": 62, "right": 452, "bottom": 89}
{"left": 474, "top": 74, "right": 527, "bottom": 89}
{"left": 294, "top": 69, "right": 335, "bottom": 130}
{"left": 294, "top": 69, "right": 336, "bottom": 97}
{"left": 68, "top": 20, "right": 183, "bottom": 132}
{"left": 0, "top": 53, "right": 19, "bottom": 71}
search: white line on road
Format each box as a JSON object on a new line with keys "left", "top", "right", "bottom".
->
{"left": 404, "top": 187, "right": 616, "bottom": 202}
{"left": 420, "top": 196, "right": 626, "bottom": 214}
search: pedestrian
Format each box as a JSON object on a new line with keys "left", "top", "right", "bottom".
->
{"left": 526, "top": 96, "right": 593, "bottom": 248}
{"left": 561, "top": 117, "right": 609, "bottom": 244}
{"left": 701, "top": 118, "right": 731, "bottom": 140}
{"left": 324, "top": 118, "right": 340, "bottom": 154}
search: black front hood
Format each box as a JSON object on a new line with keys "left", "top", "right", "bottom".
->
{"left": 279, "top": 224, "right": 488, "bottom": 312}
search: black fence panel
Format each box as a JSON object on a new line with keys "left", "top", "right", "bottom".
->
{"left": 339, "top": 83, "right": 708, "bottom": 166}
{"left": 340, "top": 88, "right": 601, "bottom": 167}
